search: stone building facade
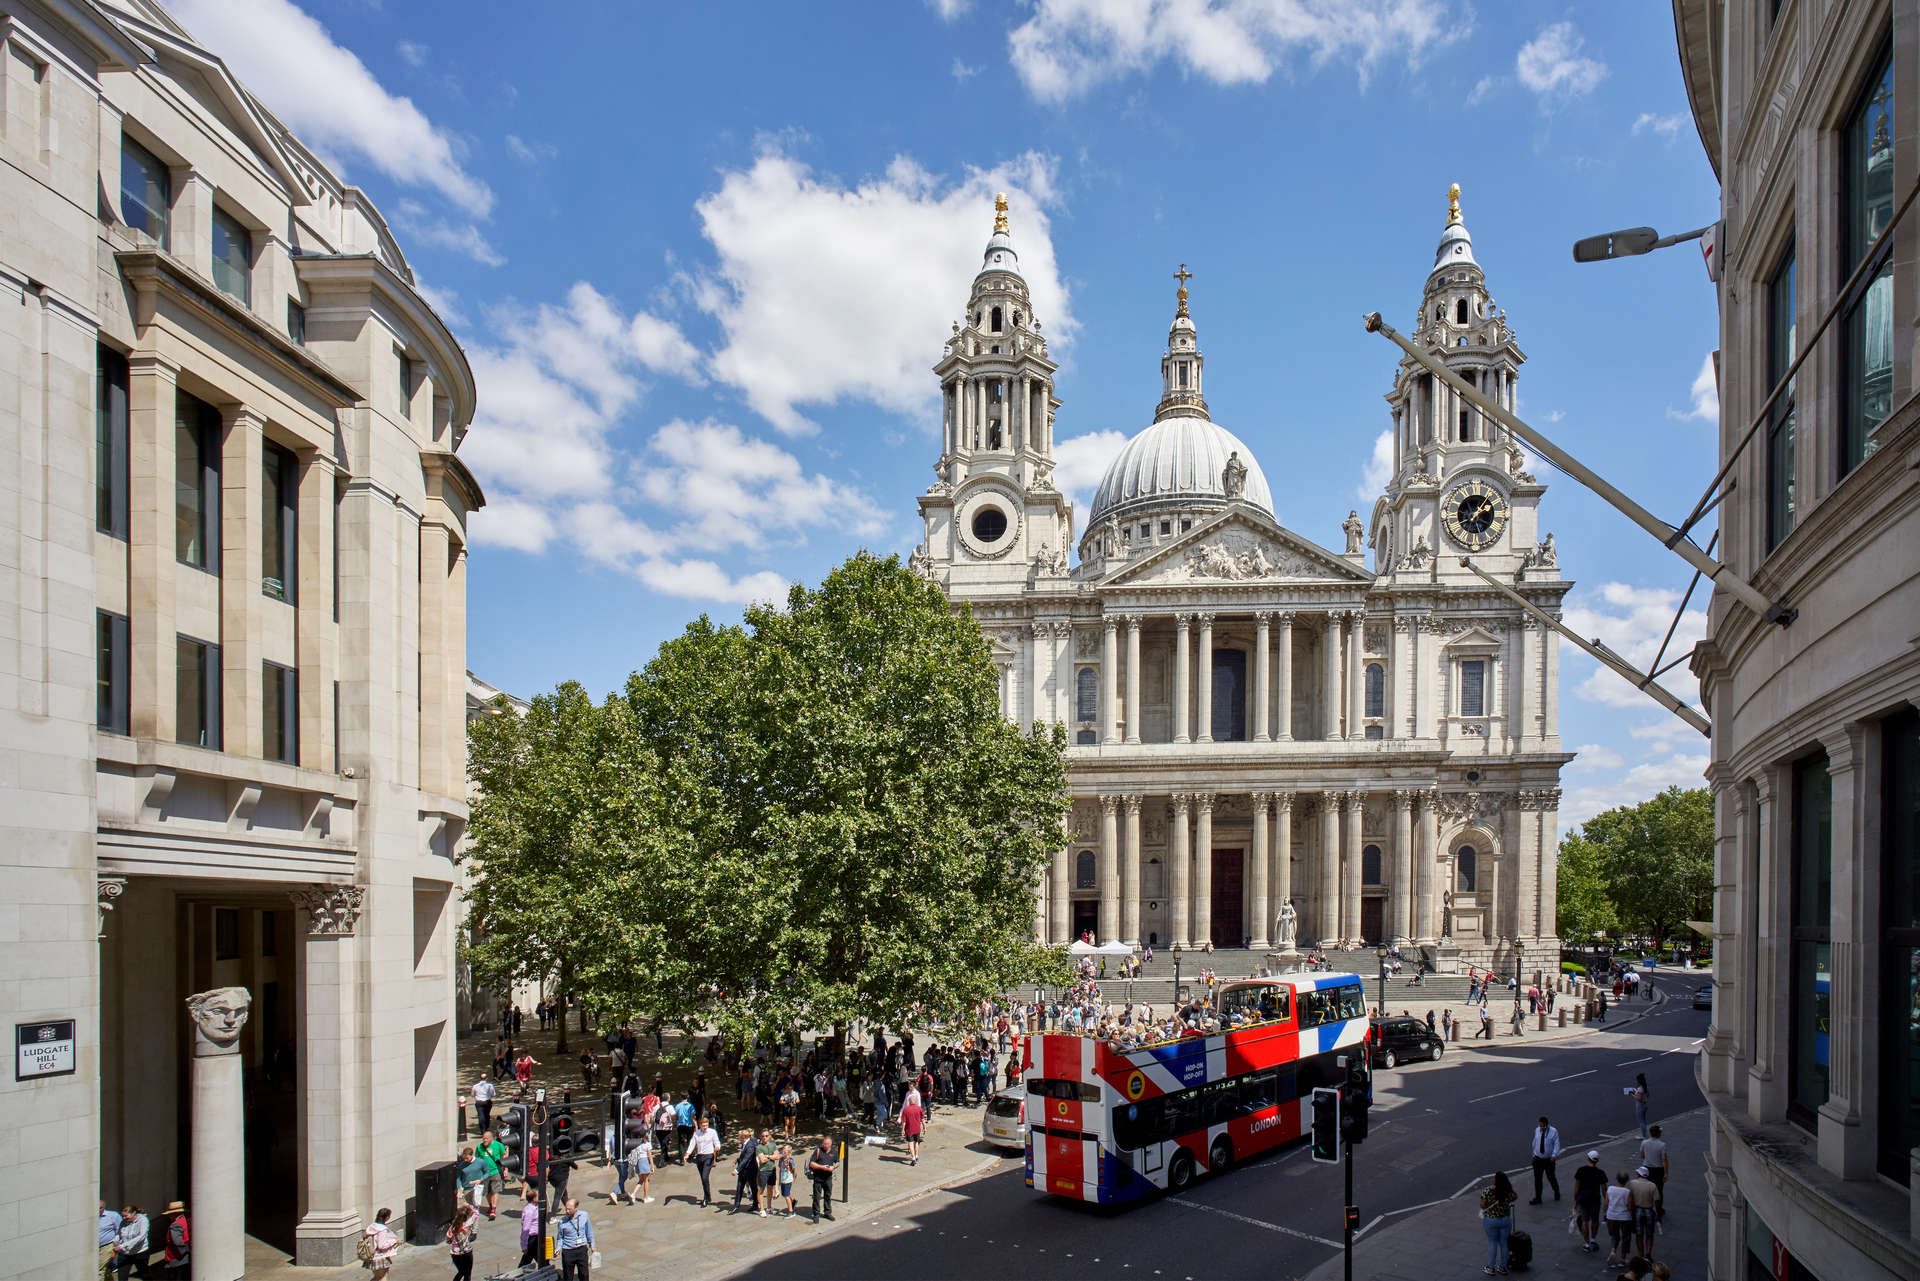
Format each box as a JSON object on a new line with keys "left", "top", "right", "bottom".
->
{"left": 1674, "top": 1, "right": 1920, "bottom": 1277}
{"left": 0, "top": 2, "right": 481, "bottom": 1274}
{"left": 913, "top": 193, "right": 1570, "bottom": 967}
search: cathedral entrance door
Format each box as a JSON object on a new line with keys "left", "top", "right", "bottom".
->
{"left": 1071, "top": 901, "right": 1098, "bottom": 943}
{"left": 1210, "top": 850, "right": 1243, "bottom": 947}
{"left": 1360, "top": 897, "right": 1384, "bottom": 945}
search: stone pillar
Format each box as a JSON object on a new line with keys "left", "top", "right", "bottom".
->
{"left": 419, "top": 518, "right": 452, "bottom": 794}
{"left": 1033, "top": 869, "right": 1047, "bottom": 943}
{"left": 1253, "top": 612, "right": 1272, "bottom": 741}
{"left": 1101, "top": 617, "right": 1119, "bottom": 744}
{"left": 297, "top": 454, "right": 338, "bottom": 771}
{"left": 187, "top": 987, "right": 252, "bottom": 1281}
{"left": 1818, "top": 724, "right": 1874, "bottom": 1178}
{"left": 1543, "top": 628, "right": 1560, "bottom": 738}
{"left": 1172, "top": 615, "right": 1192, "bottom": 743}
{"left": 1249, "top": 793, "right": 1272, "bottom": 949}
{"left": 1124, "top": 616, "right": 1143, "bottom": 743}
{"left": 1390, "top": 790, "right": 1414, "bottom": 944}
{"left": 1097, "top": 796, "right": 1122, "bottom": 943}
{"left": 1319, "top": 791, "right": 1341, "bottom": 943}
{"left": 1170, "top": 795, "right": 1192, "bottom": 949}
{"left": 291, "top": 884, "right": 367, "bottom": 1266}
{"left": 1193, "top": 793, "right": 1215, "bottom": 946}
{"left": 1414, "top": 789, "right": 1437, "bottom": 943}
{"left": 1196, "top": 614, "right": 1215, "bottom": 743}
{"left": 1122, "top": 794, "right": 1143, "bottom": 946}
{"left": 1051, "top": 839, "right": 1071, "bottom": 944}
{"left": 1027, "top": 623, "right": 1046, "bottom": 728}
{"left": 1323, "top": 614, "right": 1342, "bottom": 739}
{"left": 1345, "top": 792, "right": 1365, "bottom": 942}
{"left": 219, "top": 407, "right": 265, "bottom": 759}
{"left": 1413, "top": 616, "right": 1435, "bottom": 739}
{"left": 1051, "top": 623, "right": 1072, "bottom": 725}
{"left": 1537, "top": 792, "right": 1561, "bottom": 950}
{"left": 1346, "top": 612, "right": 1366, "bottom": 742}
{"left": 1275, "top": 612, "right": 1295, "bottom": 741}
{"left": 1274, "top": 794, "right": 1294, "bottom": 934}
{"left": 128, "top": 355, "right": 180, "bottom": 743}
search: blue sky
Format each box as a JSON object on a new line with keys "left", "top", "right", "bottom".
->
{"left": 177, "top": 0, "right": 1725, "bottom": 832}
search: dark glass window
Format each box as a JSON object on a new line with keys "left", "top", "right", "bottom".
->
{"left": 1789, "top": 751, "right": 1832, "bottom": 1127}
{"left": 1365, "top": 663, "right": 1384, "bottom": 718}
{"left": 990, "top": 306, "right": 1002, "bottom": 332}
{"left": 174, "top": 393, "right": 219, "bottom": 569}
{"left": 1457, "top": 846, "right": 1476, "bottom": 892}
{"left": 1076, "top": 667, "right": 1097, "bottom": 722}
{"left": 1766, "top": 246, "right": 1796, "bottom": 550}
{"left": 1075, "top": 850, "right": 1095, "bottom": 889}
{"left": 972, "top": 507, "right": 1008, "bottom": 542}
{"left": 97, "top": 346, "right": 129, "bottom": 538}
{"left": 176, "top": 635, "right": 221, "bottom": 750}
{"left": 1459, "top": 660, "right": 1486, "bottom": 717}
{"left": 397, "top": 349, "right": 413, "bottom": 414}
{"left": 1880, "top": 709, "right": 1920, "bottom": 1181}
{"left": 1458, "top": 408, "right": 1471, "bottom": 441}
{"left": 120, "top": 135, "right": 170, "bottom": 249}
{"left": 213, "top": 907, "right": 239, "bottom": 959}
{"left": 1455, "top": 299, "right": 1468, "bottom": 324}
{"left": 211, "top": 206, "right": 251, "bottom": 304}
{"left": 1362, "top": 844, "right": 1382, "bottom": 885}
{"left": 262, "top": 442, "right": 296, "bottom": 602}
{"left": 287, "top": 300, "right": 306, "bottom": 346}
{"left": 1210, "top": 648, "right": 1246, "bottom": 741}
{"left": 1841, "top": 46, "right": 1894, "bottom": 473}
{"left": 264, "top": 661, "right": 298, "bottom": 764}
{"left": 97, "top": 610, "right": 129, "bottom": 735}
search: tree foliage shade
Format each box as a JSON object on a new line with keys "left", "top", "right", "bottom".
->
{"left": 1556, "top": 786, "right": 1712, "bottom": 948}
{"left": 463, "top": 552, "right": 1073, "bottom": 1047}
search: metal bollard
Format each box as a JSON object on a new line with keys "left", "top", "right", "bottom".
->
{"left": 1537, "top": 1011, "right": 1547, "bottom": 1031}
{"left": 1558, "top": 1010, "right": 1567, "bottom": 1027}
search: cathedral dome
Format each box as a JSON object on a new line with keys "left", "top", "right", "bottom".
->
{"left": 1087, "top": 416, "right": 1274, "bottom": 528}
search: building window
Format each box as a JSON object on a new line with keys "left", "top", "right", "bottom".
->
{"left": 397, "top": 348, "right": 414, "bottom": 416}
{"left": 97, "top": 611, "right": 129, "bottom": 735}
{"left": 1840, "top": 44, "right": 1894, "bottom": 474}
{"left": 1458, "top": 660, "right": 1486, "bottom": 717}
{"left": 1362, "top": 844, "right": 1382, "bottom": 885}
{"left": 1458, "top": 408, "right": 1472, "bottom": 441}
{"left": 175, "top": 394, "right": 219, "bottom": 569}
{"left": 1364, "top": 724, "right": 1384, "bottom": 741}
{"left": 333, "top": 480, "right": 343, "bottom": 622}
{"left": 1457, "top": 846, "right": 1476, "bottom": 892}
{"left": 210, "top": 206, "right": 251, "bottom": 305}
{"left": 1075, "top": 729, "right": 1096, "bottom": 745}
{"left": 1076, "top": 667, "right": 1097, "bottom": 722}
{"left": 1789, "top": 750, "right": 1832, "bottom": 1128}
{"left": 1766, "top": 244, "right": 1796, "bottom": 550}
{"left": 176, "top": 635, "right": 221, "bottom": 750}
{"left": 1160, "top": 520, "right": 1170, "bottom": 536}
{"left": 1880, "top": 708, "right": 1920, "bottom": 1182}
{"left": 120, "top": 135, "right": 170, "bottom": 249}
{"left": 262, "top": 442, "right": 296, "bottom": 602}
{"left": 1178, "top": 361, "right": 1189, "bottom": 388}
{"left": 1365, "top": 663, "right": 1384, "bottom": 718}
{"left": 97, "top": 346, "right": 129, "bottom": 538}
{"left": 287, "top": 300, "right": 306, "bottom": 346}
{"left": 214, "top": 907, "right": 240, "bottom": 960}
{"left": 264, "top": 661, "right": 298, "bottom": 764}
{"left": 1210, "top": 648, "right": 1247, "bottom": 741}
{"left": 1075, "top": 850, "right": 1095, "bottom": 889}
{"left": 990, "top": 306, "right": 1003, "bottom": 332}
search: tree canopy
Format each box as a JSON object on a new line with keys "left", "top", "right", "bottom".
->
{"left": 1556, "top": 785, "right": 1712, "bottom": 949}
{"left": 462, "top": 552, "right": 1072, "bottom": 1047}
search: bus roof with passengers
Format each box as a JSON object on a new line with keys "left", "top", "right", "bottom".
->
{"left": 1024, "top": 972, "right": 1370, "bottom": 1204}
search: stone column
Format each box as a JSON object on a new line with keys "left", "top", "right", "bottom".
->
{"left": 1413, "top": 616, "right": 1434, "bottom": 739}
{"left": 419, "top": 518, "right": 452, "bottom": 793}
{"left": 1275, "top": 612, "right": 1294, "bottom": 740}
{"left": 1122, "top": 794, "right": 1143, "bottom": 946}
{"left": 1543, "top": 628, "right": 1560, "bottom": 738}
{"left": 1098, "top": 796, "right": 1120, "bottom": 943}
{"left": 1193, "top": 793, "right": 1215, "bottom": 946}
{"left": 1051, "top": 624, "right": 1072, "bottom": 725}
{"left": 128, "top": 355, "right": 180, "bottom": 743}
{"left": 1249, "top": 793, "right": 1272, "bottom": 949}
{"left": 1253, "top": 612, "right": 1272, "bottom": 741}
{"left": 291, "top": 884, "right": 367, "bottom": 1266}
{"left": 1027, "top": 623, "right": 1046, "bottom": 728}
{"left": 1415, "top": 789, "right": 1438, "bottom": 943}
{"left": 1101, "top": 617, "right": 1119, "bottom": 743}
{"left": 1319, "top": 792, "right": 1342, "bottom": 943}
{"left": 1170, "top": 795, "right": 1192, "bottom": 948}
{"left": 1391, "top": 790, "right": 1415, "bottom": 944}
{"left": 1274, "top": 794, "right": 1294, "bottom": 934}
{"left": 1390, "top": 616, "right": 1412, "bottom": 740}
{"left": 1196, "top": 614, "right": 1215, "bottom": 743}
{"left": 1507, "top": 618, "right": 1527, "bottom": 755}
{"left": 1124, "top": 616, "right": 1143, "bottom": 743}
{"left": 1346, "top": 612, "right": 1366, "bottom": 742}
{"left": 187, "top": 988, "right": 251, "bottom": 1281}
{"left": 1818, "top": 725, "right": 1873, "bottom": 1177}
{"left": 1537, "top": 793, "right": 1560, "bottom": 951}
{"left": 297, "top": 454, "right": 338, "bottom": 771}
{"left": 1323, "top": 614, "right": 1342, "bottom": 739}
{"left": 1172, "top": 615, "right": 1192, "bottom": 743}
{"left": 1033, "top": 870, "right": 1047, "bottom": 943}
{"left": 219, "top": 407, "right": 265, "bottom": 759}
{"left": 1344, "top": 792, "right": 1365, "bottom": 941}
{"left": 1051, "top": 839, "right": 1071, "bottom": 944}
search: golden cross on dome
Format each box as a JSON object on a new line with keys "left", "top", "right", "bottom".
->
{"left": 1447, "top": 182, "right": 1462, "bottom": 227}
{"left": 993, "top": 192, "right": 1010, "bottom": 234}
{"left": 1174, "top": 263, "right": 1192, "bottom": 316}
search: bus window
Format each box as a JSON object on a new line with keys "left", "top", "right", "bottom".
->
{"left": 1242, "top": 1069, "right": 1280, "bottom": 1113}
{"left": 1328, "top": 983, "right": 1367, "bottom": 1022}
{"left": 1028, "top": 1078, "right": 1101, "bottom": 1102}
{"left": 1112, "top": 1097, "right": 1164, "bottom": 1150}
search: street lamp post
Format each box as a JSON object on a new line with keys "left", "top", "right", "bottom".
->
{"left": 1375, "top": 948, "right": 1389, "bottom": 1019}
{"left": 1172, "top": 944, "right": 1184, "bottom": 1007}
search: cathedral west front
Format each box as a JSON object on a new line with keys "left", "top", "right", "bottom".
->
{"left": 913, "top": 189, "right": 1570, "bottom": 971}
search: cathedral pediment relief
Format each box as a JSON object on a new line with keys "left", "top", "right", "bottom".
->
{"left": 1102, "top": 509, "right": 1372, "bottom": 588}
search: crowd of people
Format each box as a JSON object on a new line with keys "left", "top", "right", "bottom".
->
{"left": 97, "top": 1200, "right": 188, "bottom": 1279}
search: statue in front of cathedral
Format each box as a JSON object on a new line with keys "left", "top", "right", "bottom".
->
{"left": 1222, "top": 450, "right": 1247, "bottom": 500}
{"left": 1343, "top": 510, "right": 1365, "bottom": 554}
{"left": 1275, "top": 900, "right": 1298, "bottom": 951}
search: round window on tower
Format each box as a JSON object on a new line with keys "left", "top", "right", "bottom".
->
{"left": 971, "top": 507, "right": 1008, "bottom": 542}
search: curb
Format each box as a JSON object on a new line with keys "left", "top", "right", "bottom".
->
{"left": 1440, "top": 982, "right": 1670, "bottom": 1055}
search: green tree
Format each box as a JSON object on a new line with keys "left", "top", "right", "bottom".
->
{"left": 1554, "top": 830, "right": 1619, "bottom": 944}
{"left": 1561, "top": 785, "right": 1713, "bottom": 950}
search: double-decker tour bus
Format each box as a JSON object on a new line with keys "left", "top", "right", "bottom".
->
{"left": 1024, "top": 973, "right": 1370, "bottom": 1204}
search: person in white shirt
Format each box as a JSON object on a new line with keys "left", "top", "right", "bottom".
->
{"left": 1638, "top": 1125, "right": 1670, "bottom": 1221}
{"left": 472, "top": 1074, "right": 496, "bottom": 1134}
{"left": 1528, "top": 1115, "right": 1561, "bottom": 1202}
{"left": 684, "top": 1116, "right": 722, "bottom": 1205}
{"left": 113, "top": 1205, "right": 148, "bottom": 1280}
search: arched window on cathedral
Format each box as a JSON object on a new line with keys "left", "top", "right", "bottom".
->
{"left": 1455, "top": 298, "right": 1468, "bottom": 324}
{"left": 1365, "top": 663, "right": 1384, "bottom": 718}
{"left": 1435, "top": 305, "right": 1443, "bottom": 322}
{"left": 991, "top": 306, "right": 1003, "bottom": 332}
{"left": 1075, "top": 850, "right": 1095, "bottom": 889}
{"left": 1076, "top": 667, "right": 1097, "bottom": 722}
{"left": 1362, "top": 844, "right": 1382, "bottom": 885}
{"left": 1457, "top": 846, "right": 1477, "bottom": 892}
{"left": 1013, "top": 311, "right": 1022, "bottom": 327}
{"left": 1459, "top": 408, "right": 1473, "bottom": 442}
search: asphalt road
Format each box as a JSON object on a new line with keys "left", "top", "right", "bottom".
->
{"left": 723, "top": 971, "right": 1709, "bottom": 1281}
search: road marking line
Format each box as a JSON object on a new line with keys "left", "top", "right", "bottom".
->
{"left": 1167, "top": 1196, "right": 1342, "bottom": 1248}
{"left": 1471, "top": 1087, "right": 1524, "bottom": 1103}
{"left": 1616, "top": 1057, "right": 1652, "bottom": 1066}
{"left": 1551, "top": 1069, "right": 1596, "bottom": 1082}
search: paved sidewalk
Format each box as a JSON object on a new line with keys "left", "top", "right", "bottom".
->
{"left": 1304, "top": 1105, "right": 1709, "bottom": 1281}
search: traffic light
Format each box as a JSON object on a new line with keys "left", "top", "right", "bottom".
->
{"left": 617, "top": 1092, "right": 650, "bottom": 1160}
{"left": 1344, "top": 1204, "right": 1360, "bottom": 1231}
{"left": 1310, "top": 1087, "right": 1340, "bottom": 1163}
{"left": 1340, "top": 1068, "right": 1371, "bottom": 1145}
{"left": 497, "top": 1105, "right": 531, "bottom": 1183}
{"left": 547, "top": 1103, "right": 603, "bottom": 1161}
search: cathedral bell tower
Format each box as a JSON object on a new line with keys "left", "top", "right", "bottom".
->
{"left": 1373, "top": 183, "right": 1552, "bottom": 581}
{"left": 914, "top": 195, "right": 1072, "bottom": 590}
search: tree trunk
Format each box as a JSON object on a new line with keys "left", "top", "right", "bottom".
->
{"left": 554, "top": 956, "right": 571, "bottom": 1054}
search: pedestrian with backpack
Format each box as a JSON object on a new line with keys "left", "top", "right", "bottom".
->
{"left": 358, "top": 1208, "right": 400, "bottom": 1280}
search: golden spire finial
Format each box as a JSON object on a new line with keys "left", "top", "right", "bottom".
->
{"left": 1174, "top": 263, "right": 1192, "bottom": 317}
{"left": 993, "top": 192, "right": 1010, "bottom": 235}
{"left": 1447, "top": 182, "right": 1462, "bottom": 227}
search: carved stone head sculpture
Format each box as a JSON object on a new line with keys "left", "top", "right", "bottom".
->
{"left": 186, "top": 986, "right": 252, "bottom": 1056}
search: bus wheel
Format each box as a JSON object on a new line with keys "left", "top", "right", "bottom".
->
{"left": 1168, "top": 1152, "right": 1195, "bottom": 1192}
{"left": 1209, "top": 1137, "right": 1233, "bottom": 1174}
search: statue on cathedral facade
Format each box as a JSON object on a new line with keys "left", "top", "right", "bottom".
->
{"left": 1343, "top": 509, "right": 1365, "bottom": 554}
{"left": 1222, "top": 450, "right": 1247, "bottom": 499}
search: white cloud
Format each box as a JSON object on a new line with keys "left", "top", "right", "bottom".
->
{"left": 1007, "top": 0, "right": 1465, "bottom": 103}
{"left": 637, "top": 419, "right": 888, "bottom": 553}
{"left": 1666, "top": 352, "right": 1719, "bottom": 423}
{"left": 392, "top": 203, "right": 506, "bottom": 267}
{"left": 413, "top": 280, "right": 467, "bottom": 329}
{"left": 1568, "top": 744, "right": 1625, "bottom": 771}
{"left": 1560, "top": 751, "right": 1709, "bottom": 832}
{"left": 1561, "top": 582, "right": 1706, "bottom": 711}
{"left": 1632, "top": 111, "right": 1684, "bottom": 140}
{"left": 692, "top": 147, "right": 1074, "bottom": 435}
{"left": 1515, "top": 22, "right": 1606, "bottom": 103}
{"left": 1052, "top": 429, "right": 1130, "bottom": 515}
{"left": 952, "top": 58, "right": 981, "bottom": 81}
{"left": 1543, "top": 409, "right": 1565, "bottom": 423}
{"left": 1357, "top": 427, "right": 1393, "bottom": 502}
{"left": 170, "top": 0, "right": 493, "bottom": 216}
{"left": 929, "top": 0, "right": 972, "bottom": 19}
{"left": 396, "top": 40, "right": 427, "bottom": 67}
{"left": 506, "top": 134, "right": 557, "bottom": 164}
{"left": 1465, "top": 74, "right": 1499, "bottom": 106}
{"left": 629, "top": 313, "right": 703, "bottom": 381}
{"left": 469, "top": 496, "right": 556, "bottom": 554}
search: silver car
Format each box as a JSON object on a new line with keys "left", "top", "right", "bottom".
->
{"left": 981, "top": 1087, "right": 1026, "bottom": 1152}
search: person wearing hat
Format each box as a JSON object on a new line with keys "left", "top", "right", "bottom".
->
{"left": 1626, "top": 1165, "right": 1660, "bottom": 1259}
{"left": 1571, "top": 1150, "right": 1607, "bottom": 1253}
{"left": 159, "top": 1202, "right": 188, "bottom": 1278}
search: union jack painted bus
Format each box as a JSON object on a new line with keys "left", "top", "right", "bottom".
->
{"left": 1024, "top": 973, "right": 1370, "bottom": 1204}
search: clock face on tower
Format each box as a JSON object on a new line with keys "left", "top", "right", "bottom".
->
{"left": 1441, "top": 480, "right": 1509, "bottom": 551}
